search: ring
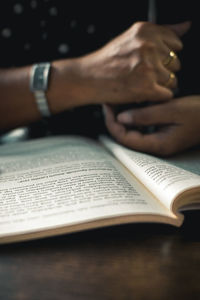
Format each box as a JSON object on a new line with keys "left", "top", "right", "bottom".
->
{"left": 165, "top": 72, "right": 175, "bottom": 87}
{"left": 163, "top": 51, "right": 177, "bottom": 67}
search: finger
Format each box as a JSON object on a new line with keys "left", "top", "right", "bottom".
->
{"left": 117, "top": 102, "right": 174, "bottom": 126}
{"left": 104, "top": 104, "right": 179, "bottom": 156}
{"left": 103, "top": 104, "right": 127, "bottom": 136}
{"left": 115, "top": 126, "right": 182, "bottom": 157}
{"left": 166, "top": 21, "right": 191, "bottom": 37}
{"left": 149, "top": 81, "right": 175, "bottom": 101}
{"left": 148, "top": 48, "right": 178, "bottom": 89}
{"left": 163, "top": 51, "right": 181, "bottom": 72}
{"left": 160, "top": 22, "right": 191, "bottom": 53}
{"left": 139, "top": 39, "right": 178, "bottom": 94}
{"left": 156, "top": 58, "right": 178, "bottom": 89}
{"left": 103, "top": 104, "right": 121, "bottom": 130}
{"left": 103, "top": 104, "right": 115, "bottom": 122}
{"left": 164, "top": 71, "right": 178, "bottom": 90}
{"left": 159, "top": 26, "right": 184, "bottom": 52}
{"left": 156, "top": 42, "right": 181, "bottom": 72}
{"left": 111, "top": 126, "right": 173, "bottom": 156}
{"left": 119, "top": 125, "right": 195, "bottom": 156}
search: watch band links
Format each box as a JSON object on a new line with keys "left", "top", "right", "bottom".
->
{"left": 34, "top": 90, "right": 51, "bottom": 117}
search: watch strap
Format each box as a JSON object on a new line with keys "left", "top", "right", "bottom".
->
{"left": 30, "top": 62, "right": 51, "bottom": 117}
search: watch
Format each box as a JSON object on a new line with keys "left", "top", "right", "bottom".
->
{"left": 30, "top": 62, "right": 51, "bottom": 117}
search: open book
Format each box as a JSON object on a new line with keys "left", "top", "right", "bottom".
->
{"left": 0, "top": 135, "right": 200, "bottom": 244}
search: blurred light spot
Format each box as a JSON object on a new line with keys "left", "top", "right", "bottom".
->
{"left": 58, "top": 43, "right": 69, "bottom": 54}
{"left": 70, "top": 20, "right": 77, "bottom": 28}
{"left": 13, "top": 3, "right": 24, "bottom": 14}
{"left": 87, "top": 24, "right": 95, "bottom": 34}
{"left": 24, "top": 43, "right": 31, "bottom": 50}
{"left": 1, "top": 28, "right": 12, "bottom": 38}
{"left": 30, "top": 0, "right": 37, "bottom": 9}
{"left": 49, "top": 7, "right": 58, "bottom": 16}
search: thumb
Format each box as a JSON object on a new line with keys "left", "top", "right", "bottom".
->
{"left": 166, "top": 21, "right": 191, "bottom": 37}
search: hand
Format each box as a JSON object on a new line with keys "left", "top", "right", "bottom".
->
{"left": 77, "top": 21, "right": 190, "bottom": 106}
{"left": 103, "top": 96, "right": 200, "bottom": 157}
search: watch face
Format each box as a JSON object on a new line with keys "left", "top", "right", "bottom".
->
{"left": 35, "top": 69, "right": 44, "bottom": 89}
{"left": 31, "top": 63, "right": 50, "bottom": 91}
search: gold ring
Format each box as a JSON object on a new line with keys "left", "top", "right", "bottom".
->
{"left": 165, "top": 72, "right": 175, "bottom": 87}
{"left": 163, "top": 51, "right": 177, "bottom": 67}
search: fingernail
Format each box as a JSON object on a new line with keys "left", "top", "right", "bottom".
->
{"left": 117, "top": 112, "right": 133, "bottom": 124}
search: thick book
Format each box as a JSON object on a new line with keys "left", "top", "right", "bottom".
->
{"left": 0, "top": 135, "right": 200, "bottom": 244}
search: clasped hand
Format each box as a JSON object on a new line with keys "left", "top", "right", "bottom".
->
{"left": 104, "top": 96, "right": 200, "bottom": 157}
{"left": 79, "top": 21, "right": 188, "bottom": 105}
{"left": 100, "top": 21, "right": 199, "bottom": 156}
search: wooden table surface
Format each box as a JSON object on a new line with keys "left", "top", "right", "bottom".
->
{"left": 0, "top": 210, "right": 200, "bottom": 300}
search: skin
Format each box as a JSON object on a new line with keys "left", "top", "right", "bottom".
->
{"left": 103, "top": 22, "right": 198, "bottom": 157}
{"left": 0, "top": 21, "right": 189, "bottom": 131}
{"left": 104, "top": 96, "right": 200, "bottom": 157}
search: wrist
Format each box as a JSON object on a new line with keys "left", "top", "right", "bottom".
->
{"left": 30, "top": 62, "right": 51, "bottom": 117}
{"left": 46, "top": 57, "right": 98, "bottom": 114}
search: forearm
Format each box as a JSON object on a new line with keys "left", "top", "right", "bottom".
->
{"left": 0, "top": 58, "right": 95, "bottom": 131}
{"left": 0, "top": 65, "right": 38, "bottom": 130}
{"left": 0, "top": 20, "right": 188, "bottom": 131}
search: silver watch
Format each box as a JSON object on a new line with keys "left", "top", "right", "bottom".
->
{"left": 30, "top": 62, "right": 51, "bottom": 117}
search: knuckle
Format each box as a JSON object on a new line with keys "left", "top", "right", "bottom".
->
{"left": 133, "top": 21, "right": 150, "bottom": 35}
{"left": 136, "top": 40, "right": 157, "bottom": 57}
{"left": 142, "top": 41, "right": 156, "bottom": 52}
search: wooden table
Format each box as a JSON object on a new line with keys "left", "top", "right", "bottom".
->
{"left": 0, "top": 210, "right": 200, "bottom": 300}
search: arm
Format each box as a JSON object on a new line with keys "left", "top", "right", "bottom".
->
{"left": 0, "top": 21, "right": 188, "bottom": 131}
{"left": 0, "top": 59, "right": 94, "bottom": 130}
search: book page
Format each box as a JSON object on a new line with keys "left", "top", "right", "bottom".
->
{"left": 100, "top": 136, "right": 200, "bottom": 211}
{"left": 164, "top": 148, "right": 200, "bottom": 175}
{"left": 0, "top": 136, "right": 173, "bottom": 239}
